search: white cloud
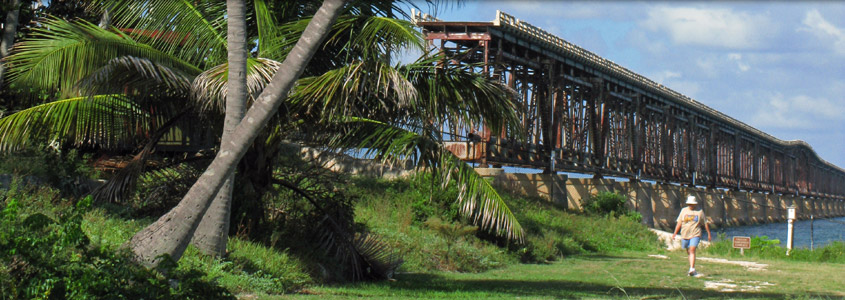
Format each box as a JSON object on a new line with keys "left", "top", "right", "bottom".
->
{"left": 641, "top": 6, "right": 774, "bottom": 49}
{"left": 800, "top": 9, "right": 845, "bottom": 55}
{"left": 727, "top": 53, "right": 750, "bottom": 72}
{"left": 750, "top": 93, "right": 845, "bottom": 129}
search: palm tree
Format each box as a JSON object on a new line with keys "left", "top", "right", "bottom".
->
{"left": 188, "top": 0, "right": 249, "bottom": 258}
{"left": 0, "top": 0, "right": 22, "bottom": 90}
{"left": 126, "top": 0, "right": 347, "bottom": 268}
{"left": 0, "top": 0, "right": 526, "bottom": 268}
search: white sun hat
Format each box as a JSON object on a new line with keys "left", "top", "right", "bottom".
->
{"left": 685, "top": 195, "right": 698, "bottom": 205}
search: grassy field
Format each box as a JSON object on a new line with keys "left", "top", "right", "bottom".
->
{"left": 4, "top": 171, "right": 844, "bottom": 299}
{"left": 259, "top": 250, "right": 845, "bottom": 299}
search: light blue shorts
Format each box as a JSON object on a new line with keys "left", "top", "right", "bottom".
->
{"left": 682, "top": 236, "right": 701, "bottom": 249}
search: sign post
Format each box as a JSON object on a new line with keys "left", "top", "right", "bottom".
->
{"left": 732, "top": 236, "right": 751, "bottom": 255}
{"left": 787, "top": 206, "right": 796, "bottom": 256}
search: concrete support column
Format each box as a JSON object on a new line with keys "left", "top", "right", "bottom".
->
{"left": 749, "top": 192, "right": 765, "bottom": 224}
{"left": 634, "top": 181, "right": 655, "bottom": 228}
{"left": 706, "top": 188, "right": 724, "bottom": 227}
{"left": 761, "top": 194, "right": 769, "bottom": 223}
{"left": 721, "top": 190, "right": 732, "bottom": 226}
{"left": 826, "top": 199, "right": 831, "bottom": 217}
{"left": 839, "top": 200, "right": 844, "bottom": 216}
{"left": 821, "top": 199, "right": 829, "bottom": 218}
{"left": 766, "top": 193, "right": 777, "bottom": 223}
{"left": 804, "top": 197, "right": 813, "bottom": 220}
{"left": 730, "top": 190, "right": 751, "bottom": 225}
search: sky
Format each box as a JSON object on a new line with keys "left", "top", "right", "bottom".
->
{"left": 407, "top": 1, "right": 845, "bottom": 169}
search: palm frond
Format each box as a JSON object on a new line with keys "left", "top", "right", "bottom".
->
{"left": 331, "top": 15, "right": 424, "bottom": 60}
{"left": 266, "top": 15, "right": 423, "bottom": 64}
{"left": 317, "top": 118, "right": 524, "bottom": 242}
{"left": 289, "top": 60, "right": 417, "bottom": 122}
{"left": 191, "top": 57, "right": 283, "bottom": 113}
{"left": 288, "top": 53, "right": 520, "bottom": 140}
{"left": 4, "top": 18, "right": 201, "bottom": 96}
{"left": 87, "top": 0, "right": 228, "bottom": 67}
{"left": 401, "top": 54, "right": 523, "bottom": 139}
{"left": 437, "top": 151, "right": 523, "bottom": 242}
{"left": 0, "top": 95, "right": 150, "bottom": 152}
{"left": 78, "top": 55, "right": 193, "bottom": 97}
{"left": 254, "top": 0, "right": 284, "bottom": 58}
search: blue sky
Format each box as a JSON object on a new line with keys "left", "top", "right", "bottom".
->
{"left": 408, "top": 1, "right": 845, "bottom": 169}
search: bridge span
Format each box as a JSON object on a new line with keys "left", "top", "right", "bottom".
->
{"left": 415, "top": 10, "right": 845, "bottom": 202}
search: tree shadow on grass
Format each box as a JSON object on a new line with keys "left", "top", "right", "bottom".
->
{"left": 372, "top": 273, "right": 836, "bottom": 299}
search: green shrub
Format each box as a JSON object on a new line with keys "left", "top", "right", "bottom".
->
{"left": 0, "top": 194, "right": 233, "bottom": 299}
{"left": 408, "top": 173, "right": 461, "bottom": 223}
{"left": 0, "top": 148, "right": 98, "bottom": 196}
{"left": 581, "top": 191, "right": 627, "bottom": 215}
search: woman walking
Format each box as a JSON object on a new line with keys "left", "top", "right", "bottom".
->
{"left": 672, "top": 195, "right": 711, "bottom": 276}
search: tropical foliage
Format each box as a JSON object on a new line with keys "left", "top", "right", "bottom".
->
{"left": 0, "top": 0, "right": 526, "bottom": 273}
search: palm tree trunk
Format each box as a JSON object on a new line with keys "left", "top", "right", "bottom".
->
{"left": 127, "top": 0, "right": 347, "bottom": 267}
{"left": 189, "top": 0, "right": 249, "bottom": 257}
{"left": 0, "top": 0, "right": 22, "bottom": 91}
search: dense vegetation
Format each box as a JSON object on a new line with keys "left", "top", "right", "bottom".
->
{"left": 3, "top": 151, "right": 845, "bottom": 298}
{"left": 0, "top": 150, "right": 664, "bottom": 298}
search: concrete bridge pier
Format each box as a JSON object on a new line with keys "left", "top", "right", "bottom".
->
{"left": 768, "top": 193, "right": 781, "bottom": 223}
{"left": 749, "top": 192, "right": 766, "bottom": 223}
{"left": 632, "top": 181, "right": 655, "bottom": 228}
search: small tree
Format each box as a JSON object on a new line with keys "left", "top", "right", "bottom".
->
{"left": 582, "top": 191, "right": 627, "bottom": 215}
{"left": 424, "top": 216, "right": 477, "bottom": 261}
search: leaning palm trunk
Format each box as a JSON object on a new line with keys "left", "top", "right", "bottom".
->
{"left": 189, "top": 0, "right": 250, "bottom": 257}
{"left": 127, "top": 0, "right": 347, "bottom": 267}
{"left": 0, "top": 0, "right": 21, "bottom": 91}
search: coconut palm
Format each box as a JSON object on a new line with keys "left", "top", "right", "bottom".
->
{"left": 0, "top": 0, "right": 526, "bottom": 268}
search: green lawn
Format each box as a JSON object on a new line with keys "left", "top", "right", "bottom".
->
{"left": 255, "top": 250, "right": 845, "bottom": 299}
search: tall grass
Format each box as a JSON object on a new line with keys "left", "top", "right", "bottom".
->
{"left": 349, "top": 175, "right": 514, "bottom": 272}
{"left": 348, "top": 175, "right": 663, "bottom": 270}
{"left": 498, "top": 190, "right": 662, "bottom": 261}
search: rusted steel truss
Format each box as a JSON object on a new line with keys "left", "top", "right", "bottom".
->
{"left": 417, "top": 11, "right": 845, "bottom": 199}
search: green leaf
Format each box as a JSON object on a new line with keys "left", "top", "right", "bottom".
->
{"left": 0, "top": 95, "right": 151, "bottom": 152}
{"left": 87, "top": 0, "right": 228, "bottom": 67}
{"left": 5, "top": 18, "right": 201, "bottom": 97}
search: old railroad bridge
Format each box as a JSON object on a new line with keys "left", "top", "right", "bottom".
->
{"left": 412, "top": 11, "right": 845, "bottom": 225}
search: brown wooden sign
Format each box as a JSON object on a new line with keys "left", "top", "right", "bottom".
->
{"left": 732, "top": 236, "right": 751, "bottom": 249}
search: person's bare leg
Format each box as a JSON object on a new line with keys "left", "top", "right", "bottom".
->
{"left": 688, "top": 246, "right": 697, "bottom": 269}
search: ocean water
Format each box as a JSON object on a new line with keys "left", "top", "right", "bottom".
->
{"left": 716, "top": 216, "right": 845, "bottom": 248}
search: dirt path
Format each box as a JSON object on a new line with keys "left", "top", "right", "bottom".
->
{"left": 649, "top": 229, "right": 775, "bottom": 292}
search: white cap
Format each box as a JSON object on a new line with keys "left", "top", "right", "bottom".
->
{"left": 685, "top": 195, "right": 698, "bottom": 205}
